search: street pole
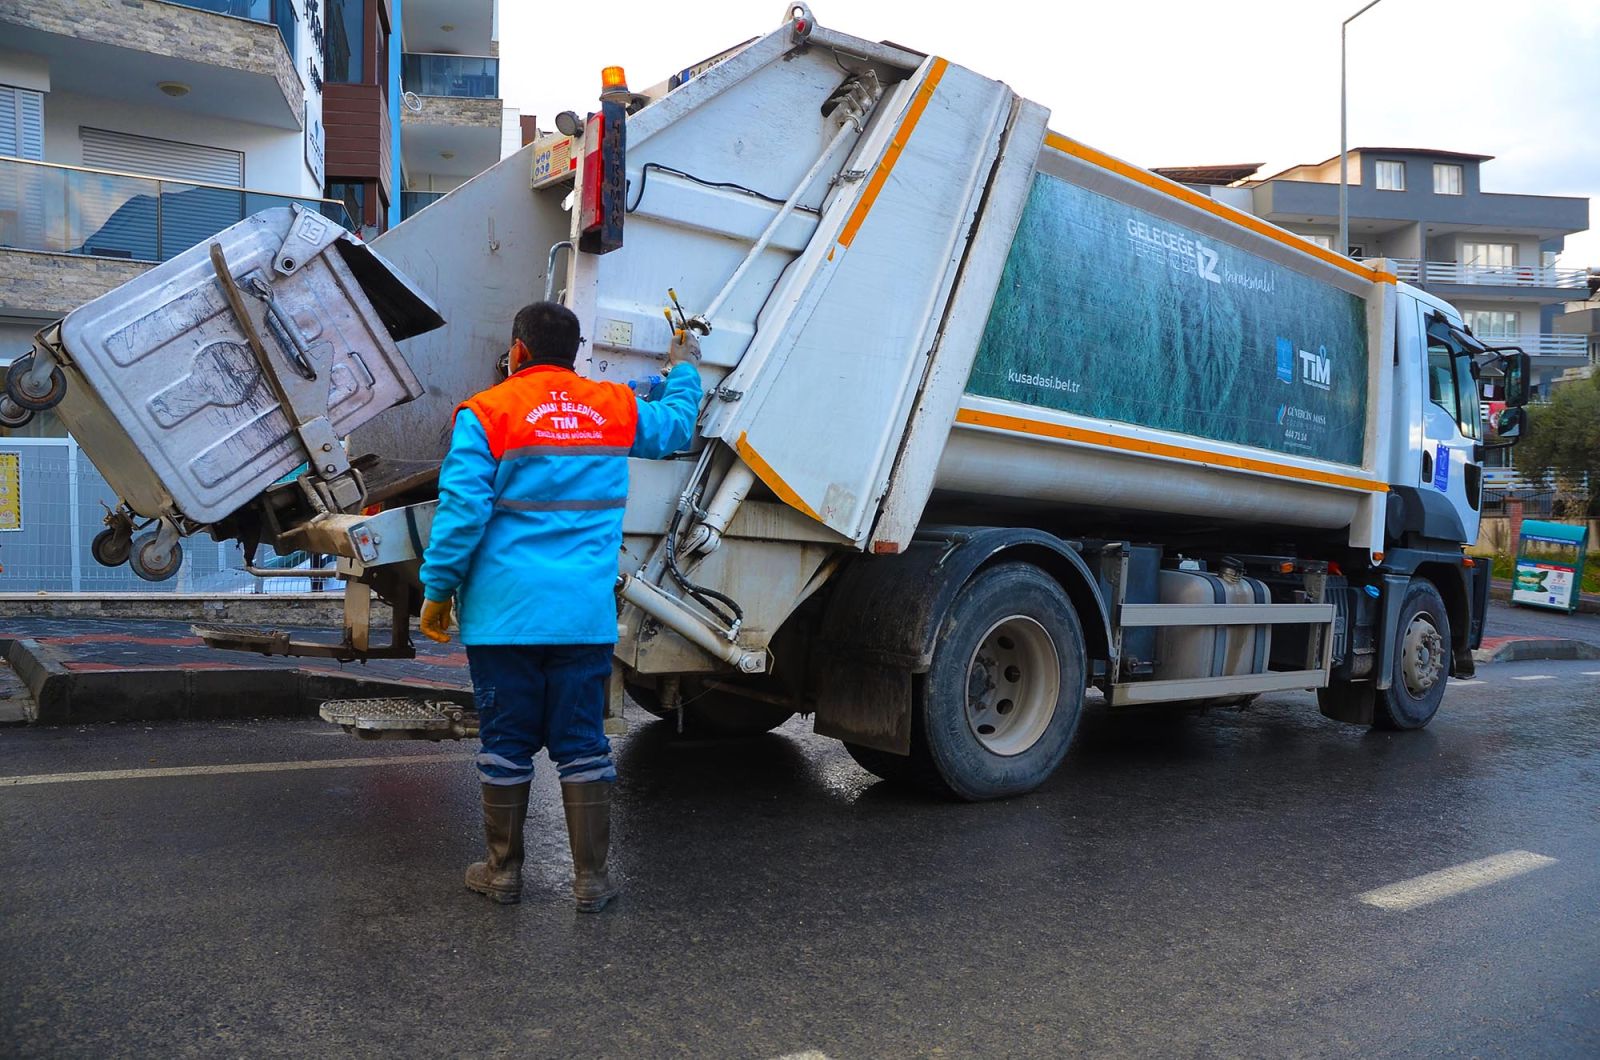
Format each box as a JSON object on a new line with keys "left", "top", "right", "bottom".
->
{"left": 1340, "top": 0, "right": 1385, "bottom": 258}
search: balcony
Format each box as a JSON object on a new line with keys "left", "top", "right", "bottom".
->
{"left": 1389, "top": 259, "right": 1590, "bottom": 290}
{"left": 402, "top": 54, "right": 500, "bottom": 99}
{"left": 2, "top": 0, "right": 304, "bottom": 129}
{"left": 0, "top": 157, "right": 352, "bottom": 265}
{"left": 1471, "top": 333, "right": 1589, "bottom": 359}
{"left": 164, "top": 0, "right": 298, "bottom": 64}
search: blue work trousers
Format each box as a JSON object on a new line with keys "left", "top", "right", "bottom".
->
{"left": 465, "top": 644, "right": 616, "bottom": 786}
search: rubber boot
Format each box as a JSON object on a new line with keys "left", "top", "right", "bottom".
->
{"left": 464, "top": 781, "right": 530, "bottom": 904}
{"left": 561, "top": 780, "right": 620, "bottom": 913}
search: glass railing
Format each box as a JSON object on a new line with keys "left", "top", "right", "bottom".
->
{"left": 400, "top": 191, "right": 445, "bottom": 220}
{"left": 0, "top": 156, "right": 353, "bottom": 264}
{"left": 402, "top": 53, "right": 500, "bottom": 98}
{"left": 164, "top": 1, "right": 298, "bottom": 63}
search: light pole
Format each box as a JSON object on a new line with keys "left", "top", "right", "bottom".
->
{"left": 1340, "top": 0, "right": 1385, "bottom": 258}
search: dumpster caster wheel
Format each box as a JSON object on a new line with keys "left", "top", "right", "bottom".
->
{"left": 5, "top": 353, "right": 68, "bottom": 412}
{"left": 129, "top": 532, "right": 183, "bottom": 582}
{"left": 0, "top": 396, "right": 34, "bottom": 430}
{"left": 91, "top": 528, "right": 133, "bottom": 568}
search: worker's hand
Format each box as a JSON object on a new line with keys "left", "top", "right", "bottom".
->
{"left": 666, "top": 329, "right": 702, "bottom": 369}
{"left": 420, "top": 596, "right": 454, "bottom": 644}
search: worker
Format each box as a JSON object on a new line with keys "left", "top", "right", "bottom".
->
{"left": 418, "top": 301, "right": 702, "bottom": 910}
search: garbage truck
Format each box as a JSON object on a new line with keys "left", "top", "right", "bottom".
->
{"left": 12, "top": 4, "right": 1532, "bottom": 799}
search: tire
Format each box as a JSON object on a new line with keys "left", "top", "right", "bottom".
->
{"left": 0, "top": 396, "right": 34, "bottom": 430}
{"left": 626, "top": 678, "right": 795, "bottom": 738}
{"left": 5, "top": 354, "right": 67, "bottom": 412}
{"left": 91, "top": 528, "right": 132, "bottom": 568}
{"left": 908, "top": 562, "right": 1087, "bottom": 800}
{"left": 128, "top": 531, "right": 183, "bottom": 582}
{"left": 1372, "top": 578, "right": 1450, "bottom": 731}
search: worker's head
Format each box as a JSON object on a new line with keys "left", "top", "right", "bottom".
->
{"left": 508, "top": 301, "right": 582, "bottom": 374}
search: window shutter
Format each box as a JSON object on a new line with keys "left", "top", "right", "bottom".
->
{"left": 79, "top": 127, "right": 246, "bottom": 261}
{"left": 0, "top": 85, "right": 46, "bottom": 160}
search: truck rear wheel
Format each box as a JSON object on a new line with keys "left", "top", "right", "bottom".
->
{"left": 1373, "top": 578, "right": 1451, "bottom": 730}
{"left": 900, "top": 562, "right": 1087, "bottom": 800}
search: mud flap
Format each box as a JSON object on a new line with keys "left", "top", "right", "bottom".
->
{"left": 812, "top": 653, "right": 914, "bottom": 754}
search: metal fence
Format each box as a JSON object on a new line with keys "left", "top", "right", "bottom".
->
{"left": 1481, "top": 488, "right": 1593, "bottom": 519}
{"left": 0, "top": 438, "right": 332, "bottom": 594}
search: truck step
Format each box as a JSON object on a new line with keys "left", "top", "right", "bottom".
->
{"left": 192, "top": 623, "right": 414, "bottom": 662}
{"left": 320, "top": 697, "right": 478, "bottom": 741}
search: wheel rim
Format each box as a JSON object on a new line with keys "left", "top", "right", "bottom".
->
{"left": 965, "top": 615, "right": 1060, "bottom": 756}
{"left": 1401, "top": 611, "right": 1445, "bottom": 697}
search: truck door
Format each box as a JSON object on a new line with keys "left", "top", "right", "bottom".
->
{"left": 1418, "top": 308, "right": 1483, "bottom": 543}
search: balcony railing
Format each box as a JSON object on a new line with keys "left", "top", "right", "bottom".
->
{"left": 0, "top": 156, "right": 352, "bottom": 264}
{"left": 402, "top": 53, "right": 500, "bottom": 99}
{"left": 1478, "top": 333, "right": 1590, "bottom": 357}
{"left": 401, "top": 191, "right": 445, "bottom": 220}
{"left": 1388, "top": 258, "right": 1590, "bottom": 290}
{"left": 164, "top": 0, "right": 298, "bottom": 63}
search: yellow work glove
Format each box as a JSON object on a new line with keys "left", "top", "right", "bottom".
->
{"left": 420, "top": 597, "right": 454, "bottom": 644}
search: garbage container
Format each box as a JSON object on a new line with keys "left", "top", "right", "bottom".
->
{"left": 1510, "top": 519, "right": 1589, "bottom": 614}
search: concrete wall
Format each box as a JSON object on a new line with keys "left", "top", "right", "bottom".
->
{"left": 1474, "top": 516, "right": 1598, "bottom": 556}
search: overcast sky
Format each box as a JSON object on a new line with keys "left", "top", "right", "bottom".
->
{"left": 500, "top": 0, "right": 1599, "bottom": 267}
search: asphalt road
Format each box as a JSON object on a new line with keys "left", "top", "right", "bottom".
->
{"left": 3, "top": 656, "right": 1598, "bottom": 1057}
{"left": 1483, "top": 596, "right": 1600, "bottom": 648}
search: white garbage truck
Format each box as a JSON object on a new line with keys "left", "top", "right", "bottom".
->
{"left": 18, "top": 5, "right": 1531, "bottom": 798}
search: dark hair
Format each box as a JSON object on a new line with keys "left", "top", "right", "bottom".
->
{"left": 511, "top": 302, "right": 581, "bottom": 367}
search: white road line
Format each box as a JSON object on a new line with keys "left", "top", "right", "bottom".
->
{"left": 1511, "top": 675, "right": 1556, "bottom": 682}
{"left": 0, "top": 753, "right": 472, "bottom": 788}
{"left": 1583, "top": 671, "right": 1600, "bottom": 677}
{"left": 1357, "top": 851, "right": 1558, "bottom": 912}
{"left": 1449, "top": 679, "right": 1485, "bottom": 686}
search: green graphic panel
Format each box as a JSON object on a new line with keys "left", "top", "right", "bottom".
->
{"left": 968, "top": 174, "right": 1370, "bottom": 466}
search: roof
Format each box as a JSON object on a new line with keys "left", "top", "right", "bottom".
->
{"left": 1150, "top": 163, "right": 1263, "bottom": 186}
{"left": 1257, "top": 147, "right": 1496, "bottom": 183}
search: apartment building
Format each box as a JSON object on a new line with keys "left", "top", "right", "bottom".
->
{"left": 1156, "top": 148, "right": 1591, "bottom": 397}
{"left": 394, "top": 0, "right": 513, "bottom": 222}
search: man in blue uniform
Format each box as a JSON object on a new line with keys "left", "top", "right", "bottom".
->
{"left": 419, "top": 301, "right": 701, "bottom": 909}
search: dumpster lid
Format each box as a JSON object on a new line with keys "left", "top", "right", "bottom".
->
{"left": 331, "top": 237, "right": 446, "bottom": 342}
{"left": 1519, "top": 519, "right": 1589, "bottom": 545}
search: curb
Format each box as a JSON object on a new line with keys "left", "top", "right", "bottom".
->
{"left": 0, "top": 594, "right": 347, "bottom": 624}
{"left": 1472, "top": 636, "right": 1600, "bottom": 665}
{"left": 3, "top": 639, "right": 472, "bottom": 724}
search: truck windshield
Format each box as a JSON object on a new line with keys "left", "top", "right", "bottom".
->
{"left": 1425, "top": 318, "right": 1482, "bottom": 440}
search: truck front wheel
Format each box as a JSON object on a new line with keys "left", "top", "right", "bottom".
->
{"left": 911, "top": 563, "right": 1087, "bottom": 800}
{"left": 1373, "top": 578, "right": 1451, "bottom": 730}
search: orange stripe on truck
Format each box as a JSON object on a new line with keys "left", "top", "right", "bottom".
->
{"left": 1042, "top": 132, "right": 1398, "bottom": 286}
{"left": 837, "top": 57, "right": 951, "bottom": 248}
{"left": 953, "top": 407, "right": 1389, "bottom": 494}
{"left": 735, "top": 432, "right": 825, "bottom": 524}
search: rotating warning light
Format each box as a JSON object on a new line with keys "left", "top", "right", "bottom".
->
{"left": 600, "top": 66, "right": 629, "bottom": 100}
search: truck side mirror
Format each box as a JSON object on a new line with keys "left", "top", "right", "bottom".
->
{"left": 1501, "top": 351, "right": 1531, "bottom": 408}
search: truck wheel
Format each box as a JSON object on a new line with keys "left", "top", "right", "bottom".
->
{"left": 1373, "top": 578, "right": 1450, "bottom": 731}
{"left": 914, "top": 563, "right": 1087, "bottom": 800}
{"left": 626, "top": 679, "right": 794, "bottom": 738}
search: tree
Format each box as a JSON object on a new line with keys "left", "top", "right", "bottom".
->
{"left": 1513, "top": 372, "right": 1600, "bottom": 513}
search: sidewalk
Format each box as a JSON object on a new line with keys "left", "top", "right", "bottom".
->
{"left": 1, "top": 616, "right": 472, "bottom": 724}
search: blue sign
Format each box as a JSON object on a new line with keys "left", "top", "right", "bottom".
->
{"left": 1433, "top": 443, "right": 1450, "bottom": 491}
{"left": 1276, "top": 337, "right": 1295, "bottom": 383}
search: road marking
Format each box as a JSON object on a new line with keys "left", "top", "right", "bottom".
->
{"left": 1357, "top": 851, "right": 1558, "bottom": 912}
{"left": 1511, "top": 675, "right": 1556, "bottom": 681}
{"left": 1449, "top": 678, "right": 1484, "bottom": 686}
{"left": 1583, "top": 671, "right": 1600, "bottom": 676}
{"left": 0, "top": 753, "right": 471, "bottom": 788}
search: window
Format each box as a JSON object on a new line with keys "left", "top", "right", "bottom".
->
{"left": 1425, "top": 319, "right": 1482, "bottom": 441}
{"left": 1347, "top": 244, "right": 1366, "bottom": 258}
{"left": 1462, "top": 242, "right": 1517, "bottom": 268}
{"left": 0, "top": 85, "right": 45, "bottom": 160}
{"left": 1433, "top": 163, "right": 1462, "bottom": 195}
{"left": 1299, "top": 233, "right": 1334, "bottom": 250}
{"left": 325, "top": 180, "right": 368, "bottom": 226}
{"left": 325, "top": 0, "right": 365, "bottom": 83}
{"left": 1375, "top": 160, "right": 1405, "bottom": 191}
{"left": 1464, "top": 310, "right": 1519, "bottom": 339}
